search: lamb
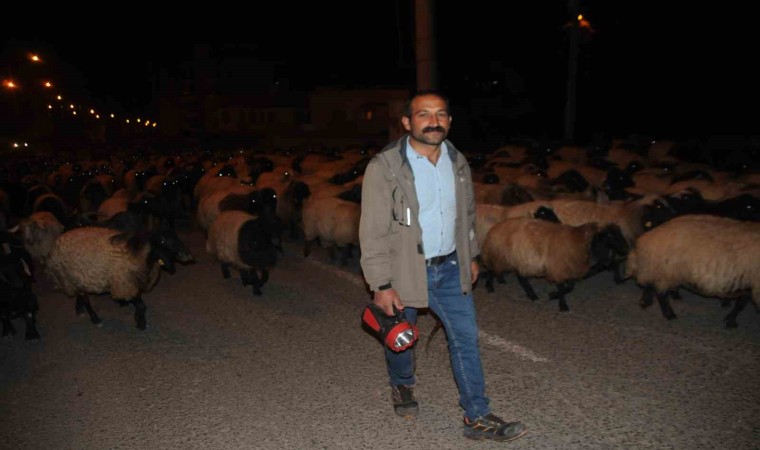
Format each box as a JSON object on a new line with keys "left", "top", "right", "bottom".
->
{"left": 205, "top": 210, "right": 279, "bottom": 296}
{"left": 0, "top": 230, "right": 40, "bottom": 340}
{"left": 45, "top": 226, "right": 194, "bottom": 329}
{"left": 480, "top": 217, "right": 629, "bottom": 311}
{"left": 624, "top": 214, "right": 759, "bottom": 328}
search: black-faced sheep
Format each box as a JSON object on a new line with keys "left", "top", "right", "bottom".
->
{"left": 0, "top": 230, "right": 40, "bottom": 340}
{"left": 205, "top": 210, "right": 279, "bottom": 296}
{"left": 480, "top": 217, "right": 629, "bottom": 311}
{"left": 45, "top": 226, "right": 194, "bottom": 329}
{"left": 625, "top": 214, "right": 759, "bottom": 328}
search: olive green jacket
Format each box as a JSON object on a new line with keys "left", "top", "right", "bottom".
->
{"left": 359, "top": 134, "right": 479, "bottom": 308}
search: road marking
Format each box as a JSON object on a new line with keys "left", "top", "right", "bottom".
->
{"left": 479, "top": 331, "right": 549, "bottom": 362}
{"left": 305, "top": 254, "right": 549, "bottom": 363}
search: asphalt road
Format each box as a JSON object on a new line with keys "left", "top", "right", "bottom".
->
{"left": 2, "top": 218, "right": 759, "bottom": 450}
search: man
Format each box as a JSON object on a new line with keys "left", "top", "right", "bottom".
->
{"left": 359, "top": 89, "right": 527, "bottom": 442}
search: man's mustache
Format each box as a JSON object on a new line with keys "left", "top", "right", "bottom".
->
{"left": 423, "top": 126, "right": 445, "bottom": 133}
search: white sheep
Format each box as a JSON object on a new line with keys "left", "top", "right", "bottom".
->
{"left": 45, "top": 226, "right": 194, "bottom": 329}
{"left": 480, "top": 217, "right": 629, "bottom": 311}
{"left": 206, "top": 210, "right": 279, "bottom": 296}
{"left": 625, "top": 214, "right": 760, "bottom": 328}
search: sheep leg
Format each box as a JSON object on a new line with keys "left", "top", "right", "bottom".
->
{"left": 723, "top": 295, "right": 749, "bottom": 329}
{"left": 259, "top": 268, "right": 269, "bottom": 285}
{"left": 484, "top": 270, "right": 495, "bottom": 293}
{"left": 640, "top": 287, "right": 654, "bottom": 308}
{"left": 240, "top": 270, "right": 252, "bottom": 286}
{"left": 23, "top": 311, "right": 40, "bottom": 341}
{"left": 1, "top": 305, "right": 17, "bottom": 337}
{"left": 549, "top": 281, "right": 574, "bottom": 312}
{"left": 247, "top": 269, "right": 263, "bottom": 296}
{"left": 220, "top": 263, "right": 231, "bottom": 279}
{"left": 670, "top": 289, "right": 682, "bottom": 301}
{"left": 77, "top": 294, "right": 102, "bottom": 325}
{"left": 23, "top": 293, "right": 40, "bottom": 340}
{"left": 720, "top": 299, "right": 731, "bottom": 308}
{"left": 495, "top": 272, "right": 506, "bottom": 284}
{"left": 517, "top": 276, "right": 539, "bottom": 301}
{"left": 612, "top": 262, "right": 626, "bottom": 284}
{"left": 655, "top": 291, "right": 677, "bottom": 320}
{"left": 129, "top": 296, "right": 147, "bottom": 330}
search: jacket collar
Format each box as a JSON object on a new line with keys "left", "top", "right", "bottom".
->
{"left": 392, "top": 134, "right": 459, "bottom": 169}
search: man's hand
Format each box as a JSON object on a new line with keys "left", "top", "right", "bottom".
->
{"left": 374, "top": 288, "right": 403, "bottom": 316}
{"left": 471, "top": 260, "right": 479, "bottom": 285}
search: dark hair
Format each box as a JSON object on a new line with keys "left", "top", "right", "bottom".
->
{"left": 402, "top": 89, "right": 450, "bottom": 118}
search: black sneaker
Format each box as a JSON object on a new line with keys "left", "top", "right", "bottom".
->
{"left": 463, "top": 413, "right": 527, "bottom": 441}
{"left": 391, "top": 385, "right": 419, "bottom": 418}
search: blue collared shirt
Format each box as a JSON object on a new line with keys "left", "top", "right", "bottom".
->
{"left": 406, "top": 138, "right": 457, "bottom": 259}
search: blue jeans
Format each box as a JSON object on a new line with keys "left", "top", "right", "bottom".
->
{"left": 385, "top": 251, "right": 491, "bottom": 420}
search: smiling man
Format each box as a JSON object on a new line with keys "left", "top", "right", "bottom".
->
{"left": 359, "top": 89, "right": 527, "bottom": 442}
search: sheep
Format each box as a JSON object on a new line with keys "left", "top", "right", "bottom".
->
{"left": 45, "top": 226, "right": 194, "bottom": 329}
{"left": 17, "top": 211, "right": 65, "bottom": 266}
{"left": 0, "top": 230, "right": 40, "bottom": 340}
{"left": 625, "top": 214, "right": 760, "bottom": 328}
{"left": 205, "top": 210, "right": 279, "bottom": 296}
{"left": 480, "top": 217, "right": 629, "bottom": 311}
{"left": 301, "top": 195, "right": 361, "bottom": 266}
{"left": 197, "top": 186, "right": 280, "bottom": 247}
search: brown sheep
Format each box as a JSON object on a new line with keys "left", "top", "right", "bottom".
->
{"left": 625, "top": 214, "right": 760, "bottom": 328}
{"left": 480, "top": 217, "right": 629, "bottom": 311}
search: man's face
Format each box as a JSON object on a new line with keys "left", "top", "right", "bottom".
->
{"left": 402, "top": 94, "right": 452, "bottom": 147}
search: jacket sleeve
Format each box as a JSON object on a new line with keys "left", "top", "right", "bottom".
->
{"left": 464, "top": 161, "right": 480, "bottom": 260}
{"left": 359, "top": 157, "right": 393, "bottom": 291}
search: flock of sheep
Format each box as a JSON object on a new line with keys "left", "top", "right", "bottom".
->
{"left": 0, "top": 136, "right": 758, "bottom": 340}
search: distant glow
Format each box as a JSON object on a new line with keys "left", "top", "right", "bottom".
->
{"left": 126, "top": 119, "right": 130, "bottom": 123}
{"left": 43, "top": 81, "right": 52, "bottom": 88}
{"left": 48, "top": 104, "right": 52, "bottom": 109}
{"left": 136, "top": 118, "right": 141, "bottom": 123}
{"left": 110, "top": 113, "right": 115, "bottom": 118}
{"left": 69, "top": 104, "right": 75, "bottom": 109}
{"left": 145, "top": 120, "right": 150, "bottom": 125}
{"left": 72, "top": 110, "right": 77, "bottom": 115}
{"left": 95, "top": 114, "right": 100, "bottom": 119}
{"left": 152, "top": 123, "right": 157, "bottom": 127}
{"left": 577, "top": 14, "right": 583, "bottom": 20}
{"left": 90, "top": 109, "right": 95, "bottom": 114}
{"left": 3, "top": 79, "right": 17, "bottom": 89}
{"left": 56, "top": 95, "right": 62, "bottom": 100}
{"left": 29, "top": 53, "right": 41, "bottom": 62}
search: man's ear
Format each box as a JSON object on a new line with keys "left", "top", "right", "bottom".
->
{"left": 401, "top": 116, "right": 411, "bottom": 131}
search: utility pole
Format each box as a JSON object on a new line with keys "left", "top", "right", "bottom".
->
{"left": 563, "top": 0, "right": 581, "bottom": 143}
{"left": 414, "top": 0, "right": 437, "bottom": 91}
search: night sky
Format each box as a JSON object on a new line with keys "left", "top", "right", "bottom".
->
{"left": 3, "top": 2, "right": 758, "bottom": 147}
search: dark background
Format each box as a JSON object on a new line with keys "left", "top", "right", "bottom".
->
{"left": 3, "top": 1, "right": 758, "bottom": 148}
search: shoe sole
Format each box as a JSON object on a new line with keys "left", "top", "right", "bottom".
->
{"left": 464, "top": 428, "right": 528, "bottom": 442}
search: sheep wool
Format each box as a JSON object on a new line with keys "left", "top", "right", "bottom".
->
{"left": 481, "top": 217, "right": 599, "bottom": 284}
{"left": 46, "top": 227, "right": 161, "bottom": 300}
{"left": 206, "top": 210, "right": 274, "bottom": 270}
{"left": 626, "top": 215, "right": 760, "bottom": 298}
